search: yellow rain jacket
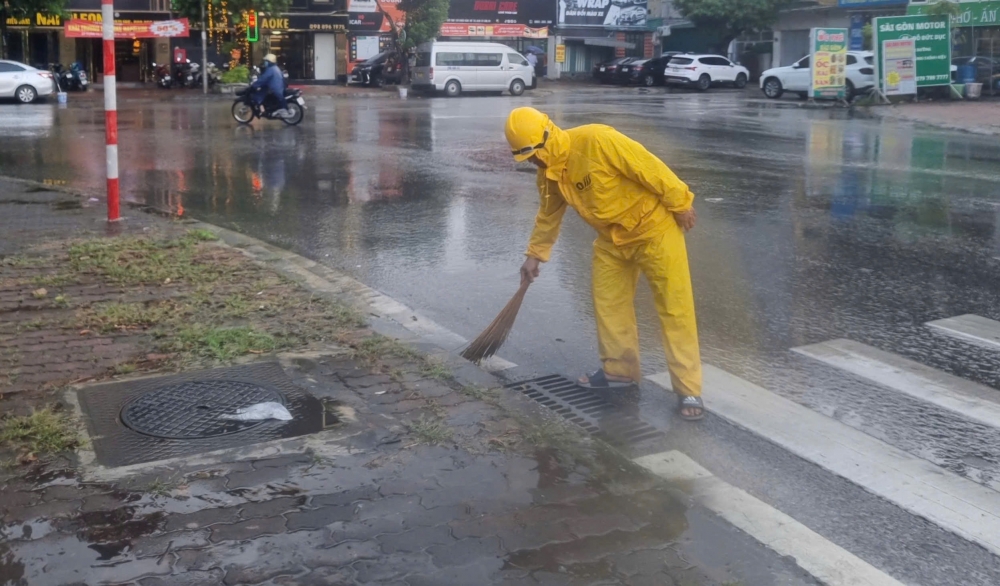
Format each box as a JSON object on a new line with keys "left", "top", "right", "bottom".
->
{"left": 507, "top": 108, "right": 702, "bottom": 396}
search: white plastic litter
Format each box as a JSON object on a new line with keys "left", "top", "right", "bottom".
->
{"left": 219, "top": 402, "right": 293, "bottom": 422}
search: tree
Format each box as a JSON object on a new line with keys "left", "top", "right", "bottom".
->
{"left": 1, "top": 0, "right": 69, "bottom": 59}
{"left": 924, "top": 0, "right": 960, "bottom": 18}
{"left": 399, "top": 0, "right": 448, "bottom": 49}
{"left": 171, "top": 0, "right": 292, "bottom": 30}
{"left": 674, "top": 0, "right": 793, "bottom": 53}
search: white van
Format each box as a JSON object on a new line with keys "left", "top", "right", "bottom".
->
{"left": 411, "top": 41, "right": 535, "bottom": 97}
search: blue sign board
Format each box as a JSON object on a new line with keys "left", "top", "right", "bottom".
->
{"left": 849, "top": 13, "right": 865, "bottom": 50}
{"left": 838, "top": 0, "right": 907, "bottom": 7}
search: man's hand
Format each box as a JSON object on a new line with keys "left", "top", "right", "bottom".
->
{"left": 673, "top": 208, "right": 697, "bottom": 232}
{"left": 520, "top": 256, "right": 541, "bottom": 284}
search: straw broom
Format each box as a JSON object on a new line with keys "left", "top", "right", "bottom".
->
{"left": 461, "top": 279, "right": 530, "bottom": 363}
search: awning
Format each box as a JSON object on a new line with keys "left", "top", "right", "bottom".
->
{"left": 579, "top": 37, "right": 635, "bottom": 49}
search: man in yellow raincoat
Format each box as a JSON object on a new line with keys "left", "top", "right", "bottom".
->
{"left": 506, "top": 107, "right": 704, "bottom": 420}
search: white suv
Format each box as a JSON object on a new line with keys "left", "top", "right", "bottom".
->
{"left": 663, "top": 54, "right": 750, "bottom": 91}
{"left": 760, "top": 51, "right": 875, "bottom": 101}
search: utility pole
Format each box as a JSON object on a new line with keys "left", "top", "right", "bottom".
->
{"left": 201, "top": 0, "right": 208, "bottom": 94}
{"left": 102, "top": 0, "right": 120, "bottom": 221}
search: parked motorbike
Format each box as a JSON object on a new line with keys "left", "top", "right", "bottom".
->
{"left": 53, "top": 62, "right": 88, "bottom": 91}
{"left": 152, "top": 62, "right": 172, "bottom": 89}
{"left": 232, "top": 86, "right": 305, "bottom": 126}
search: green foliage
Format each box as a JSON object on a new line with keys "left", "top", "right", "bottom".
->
{"left": 400, "top": 0, "right": 450, "bottom": 48}
{"left": 925, "top": 0, "right": 960, "bottom": 17}
{"left": 221, "top": 65, "right": 250, "bottom": 84}
{"left": 174, "top": 326, "right": 278, "bottom": 361}
{"left": 862, "top": 23, "right": 873, "bottom": 50}
{"left": 674, "top": 0, "right": 793, "bottom": 50}
{"left": 0, "top": 408, "right": 78, "bottom": 457}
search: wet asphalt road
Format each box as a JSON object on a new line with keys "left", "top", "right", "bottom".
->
{"left": 2, "top": 88, "right": 1000, "bottom": 584}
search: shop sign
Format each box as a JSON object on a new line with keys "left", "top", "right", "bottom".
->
{"left": 810, "top": 28, "right": 848, "bottom": 99}
{"left": 440, "top": 22, "right": 548, "bottom": 37}
{"left": 260, "top": 13, "right": 348, "bottom": 32}
{"left": 907, "top": 0, "right": 1000, "bottom": 27}
{"left": 881, "top": 38, "right": 917, "bottom": 95}
{"left": 5, "top": 10, "right": 169, "bottom": 28}
{"left": 348, "top": 11, "right": 385, "bottom": 32}
{"left": 557, "top": 0, "right": 647, "bottom": 28}
{"left": 555, "top": 44, "right": 565, "bottom": 62}
{"left": 873, "top": 15, "right": 951, "bottom": 87}
{"left": 64, "top": 18, "right": 190, "bottom": 38}
{"left": 448, "top": 0, "right": 556, "bottom": 27}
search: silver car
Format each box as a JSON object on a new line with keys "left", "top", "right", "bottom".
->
{"left": 0, "top": 60, "right": 56, "bottom": 103}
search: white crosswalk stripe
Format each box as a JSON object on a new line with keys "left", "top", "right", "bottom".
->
{"left": 646, "top": 364, "right": 1000, "bottom": 558}
{"left": 634, "top": 451, "right": 906, "bottom": 586}
{"left": 926, "top": 314, "right": 1000, "bottom": 352}
{"left": 792, "top": 338, "right": 1000, "bottom": 430}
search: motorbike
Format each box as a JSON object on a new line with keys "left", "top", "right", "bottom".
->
{"left": 53, "top": 62, "right": 88, "bottom": 91}
{"left": 152, "top": 62, "right": 172, "bottom": 89}
{"left": 232, "top": 86, "right": 305, "bottom": 126}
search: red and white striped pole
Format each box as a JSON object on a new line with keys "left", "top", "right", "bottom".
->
{"left": 101, "top": 0, "right": 120, "bottom": 222}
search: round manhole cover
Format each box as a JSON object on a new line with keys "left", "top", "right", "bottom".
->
{"left": 120, "top": 379, "right": 287, "bottom": 439}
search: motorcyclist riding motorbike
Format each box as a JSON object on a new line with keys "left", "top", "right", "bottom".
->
{"left": 250, "top": 54, "right": 291, "bottom": 119}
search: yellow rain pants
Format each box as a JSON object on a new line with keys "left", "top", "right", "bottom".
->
{"left": 592, "top": 229, "right": 702, "bottom": 396}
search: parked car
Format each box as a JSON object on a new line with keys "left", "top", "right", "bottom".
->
{"left": 593, "top": 57, "right": 634, "bottom": 84}
{"left": 411, "top": 42, "right": 535, "bottom": 97}
{"left": 0, "top": 60, "right": 55, "bottom": 103}
{"left": 663, "top": 54, "right": 749, "bottom": 91}
{"left": 351, "top": 51, "right": 403, "bottom": 87}
{"left": 760, "top": 51, "right": 874, "bottom": 101}
{"left": 617, "top": 54, "right": 676, "bottom": 86}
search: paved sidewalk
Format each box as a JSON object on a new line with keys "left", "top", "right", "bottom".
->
{"left": 877, "top": 99, "right": 1000, "bottom": 135}
{"left": 0, "top": 179, "right": 815, "bottom": 585}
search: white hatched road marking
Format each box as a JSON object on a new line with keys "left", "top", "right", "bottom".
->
{"left": 634, "top": 451, "right": 906, "bottom": 586}
{"left": 793, "top": 338, "right": 1000, "bottom": 430}
{"left": 647, "top": 365, "right": 1000, "bottom": 557}
{"left": 926, "top": 314, "right": 1000, "bottom": 352}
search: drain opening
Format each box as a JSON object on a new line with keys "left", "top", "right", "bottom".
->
{"left": 120, "top": 379, "right": 287, "bottom": 440}
{"left": 506, "top": 375, "right": 665, "bottom": 448}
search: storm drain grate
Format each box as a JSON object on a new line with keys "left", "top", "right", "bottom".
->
{"left": 77, "top": 362, "right": 323, "bottom": 468}
{"left": 121, "top": 379, "right": 287, "bottom": 440}
{"left": 505, "top": 375, "right": 665, "bottom": 448}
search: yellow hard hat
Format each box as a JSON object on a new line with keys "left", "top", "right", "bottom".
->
{"left": 264, "top": 54, "right": 277, "bottom": 64}
{"left": 505, "top": 107, "right": 550, "bottom": 162}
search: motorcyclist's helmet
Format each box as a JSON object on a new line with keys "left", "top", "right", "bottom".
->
{"left": 262, "top": 54, "right": 277, "bottom": 69}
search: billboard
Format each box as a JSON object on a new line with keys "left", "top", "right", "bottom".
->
{"left": 810, "top": 28, "right": 848, "bottom": 99}
{"left": 64, "top": 18, "right": 189, "bottom": 38}
{"left": 873, "top": 15, "right": 951, "bottom": 88}
{"left": 447, "top": 0, "right": 556, "bottom": 28}
{"left": 557, "top": 0, "right": 647, "bottom": 28}
{"left": 440, "top": 23, "right": 548, "bottom": 37}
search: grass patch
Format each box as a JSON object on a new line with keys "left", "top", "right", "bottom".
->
{"left": 53, "top": 294, "right": 69, "bottom": 308}
{"left": 144, "top": 478, "right": 174, "bottom": 496}
{"left": 408, "top": 416, "right": 453, "bottom": 445}
{"left": 85, "top": 301, "right": 174, "bottom": 333}
{"left": 113, "top": 363, "right": 137, "bottom": 375}
{"left": 459, "top": 386, "right": 499, "bottom": 403}
{"left": 420, "top": 358, "right": 453, "bottom": 381}
{"left": 352, "top": 335, "right": 419, "bottom": 365}
{"left": 222, "top": 294, "right": 253, "bottom": 318}
{"left": 31, "top": 273, "right": 73, "bottom": 287}
{"left": 68, "top": 233, "right": 223, "bottom": 286}
{"left": 173, "top": 325, "right": 277, "bottom": 361}
{"left": 0, "top": 408, "right": 79, "bottom": 457}
{"left": 186, "top": 228, "right": 218, "bottom": 242}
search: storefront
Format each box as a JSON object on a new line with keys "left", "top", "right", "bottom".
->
{"left": 345, "top": 0, "right": 404, "bottom": 77}
{"left": 550, "top": 0, "right": 652, "bottom": 77}
{"left": 909, "top": 0, "right": 1000, "bottom": 94}
{"left": 3, "top": 9, "right": 174, "bottom": 81}
{"left": 437, "top": 0, "right": 555, "bottom": 59}
{"left": 256, "top": 13, "right": 348, "bottom": 81}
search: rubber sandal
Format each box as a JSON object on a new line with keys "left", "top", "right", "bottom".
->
{"left": 677, "top": 395, "right": 705, "bottom": 421}
{"left": 578, "top": 369, "right": 635, "bottom": 390}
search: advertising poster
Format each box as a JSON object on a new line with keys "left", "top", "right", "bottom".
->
{"left": 557, "top": 0, "right": 647, "bottom": 28}
{"left": 882, "top": 38, "right": 917, "bottom": 95}
{"left": 64, "top": 18, "right": 189, "bottom": 38}
{"left": 439, "top": 23, "right": 548, "bottom": 37}
{"left": 810, "top": 27, "right": 848, "bottom": 99}
{"left": 873, "top": 15, "right": 950, "bottom": 89}
{"left": 448, "top": 0, "right": 556, "bottom": 28}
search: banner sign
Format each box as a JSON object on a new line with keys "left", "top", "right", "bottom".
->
{"left": 557, "top": 0, "right": 647, "bottom": 28}
{"left": 555, "top": 44, "right": 566, "bottom": 62}
{"left": 7, "top": 10, "right": 170, "bottom": 27}
{"left": 447, "top": 0, "right": 556, "bottom": 27}
{"left": 907, "top": 0, "right": 1000, "bottom": 27}
{"left": 64, "top": 18, "right": 189, "bottom": 38}
{"left": 440, "top": 22, "right": 548, "bottom": 37}
{"left": 882, "top": 39, "right": 917, "bottom": 95}
{"left": 873, "top": 15, "right": 951, "bottom": 88}
{"left": 810, "top": 28, "right": 848, "bottom": 99}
